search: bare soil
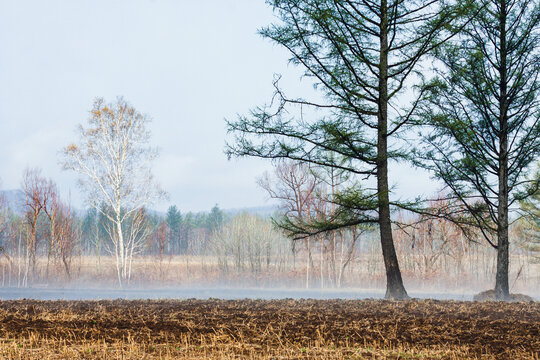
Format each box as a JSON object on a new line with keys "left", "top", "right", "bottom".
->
{"left": 0, "top": 298, "right": 538, "bottom": 359}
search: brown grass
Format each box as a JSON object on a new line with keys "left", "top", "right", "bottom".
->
{"left": 4, "top": 254, "right": 537, "bottom": 297}
{"left": 0, "top": 299, "right": 538, "bottom": 359}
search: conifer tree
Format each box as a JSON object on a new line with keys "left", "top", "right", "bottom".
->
{"left": 227, "top": 0, "right": 473, "bottom": 299}
{"left": 416, "top": 0, "right": 540, "bottom": 299}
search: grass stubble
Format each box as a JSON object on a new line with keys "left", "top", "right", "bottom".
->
{"left": 0, "top": 298, "right": 537, "bottom": 359}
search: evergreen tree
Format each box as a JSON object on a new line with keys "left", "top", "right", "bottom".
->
{"left": 181, "top": 212, "right": 195, "bottom": 254}
{"left": 166, "top": 205, "right": 183, "bottom": 253}
{"left": 416, "top": 0, "right": 540, "bottom": 299}
{"left": 227, "top": 0, "right": 473, "bottom": 299}
{"left": 207, "top": 204, "right": 224, "bottom": 231}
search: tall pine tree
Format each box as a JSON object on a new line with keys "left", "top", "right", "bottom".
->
{"left": 416, "top": 0, "right": 540, "bottom": 299}
{"left": 227, "top": 0, "right": 474, "bottom": 299}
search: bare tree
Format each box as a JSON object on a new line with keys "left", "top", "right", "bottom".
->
{"left": 259, "top": 161, "right": 321, "bottom": 288}
{"left": 21, "top": 168, "right": 50, "bottom": 279}
{"left": 62, "top": 97, "right": 165, "bottom": 286}
{"left": 213, "top": 213, "right": 289, "bottom": 279}
{"left": 124, "top": 209, "right": 154, "bottom": 283}
{"left": 153, "top": 221, "right": 169, "bottom": 280}
{"left": 41, "top": 179, "right": 60, "bottom": 279}
{"left": 311, "top": 161, "right": 367, "bottom": 288}
{"left": 54, "top": 203, "right": 79, "bottom": 280}
{"left": 260, "top": 160, "right": 370, "bottom": 288}
{"left": 0, "top": 180, "right": 11, "bottom": 273}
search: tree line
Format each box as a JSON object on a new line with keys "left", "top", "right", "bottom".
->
{"left": 0, "top": 169, "right": 227, "bottom": 286}
{"left": 0, "top": 164, "right": 537, "bottom": 290}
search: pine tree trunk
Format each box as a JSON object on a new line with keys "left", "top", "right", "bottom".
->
{"left": 495, "top": 122, "right": 510, "bottom": 300}
{"left": 495, "top": 0, "right": 510, "bottom": 301}
{"left": 378, "top": 0, "right": 408, "bottom": 300}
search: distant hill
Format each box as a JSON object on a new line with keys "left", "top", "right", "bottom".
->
{"left": 223, "top": 205, "right": 280, "bottom": 218}
{"left": 1, "top": 189, "right": 281, "bottom": 219}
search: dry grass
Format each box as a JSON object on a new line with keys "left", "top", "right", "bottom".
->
{"left": 0, "top": 299, "right": 538, "bottom": 359}
{"left": 3, "top": 254, "right": 537, "bottom": 297}
{"left": 1, "top": 252, "right": 538, "bottom": 299}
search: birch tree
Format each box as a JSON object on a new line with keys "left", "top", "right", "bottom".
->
{"left": 62, "top": 97, "right": 164, "bottom": 286}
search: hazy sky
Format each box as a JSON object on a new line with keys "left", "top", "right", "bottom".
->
{"left": 0, "top": 0, "right": 439, "bottom": 212}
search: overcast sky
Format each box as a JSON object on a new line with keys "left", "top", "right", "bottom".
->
{"left": 0, "top": 0, "right": 440, "bottom": 213}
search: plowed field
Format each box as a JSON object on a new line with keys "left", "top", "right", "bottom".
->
{"left": 0, "top": 299, "right": 538, "bottom": 359}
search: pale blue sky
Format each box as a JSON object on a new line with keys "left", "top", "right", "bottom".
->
{"left": 0, "top": 0, "right": 438, "bottom": 212}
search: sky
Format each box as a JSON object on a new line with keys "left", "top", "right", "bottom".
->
{"left": 0, "top": 0, "right": 440, "bottom": 213}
